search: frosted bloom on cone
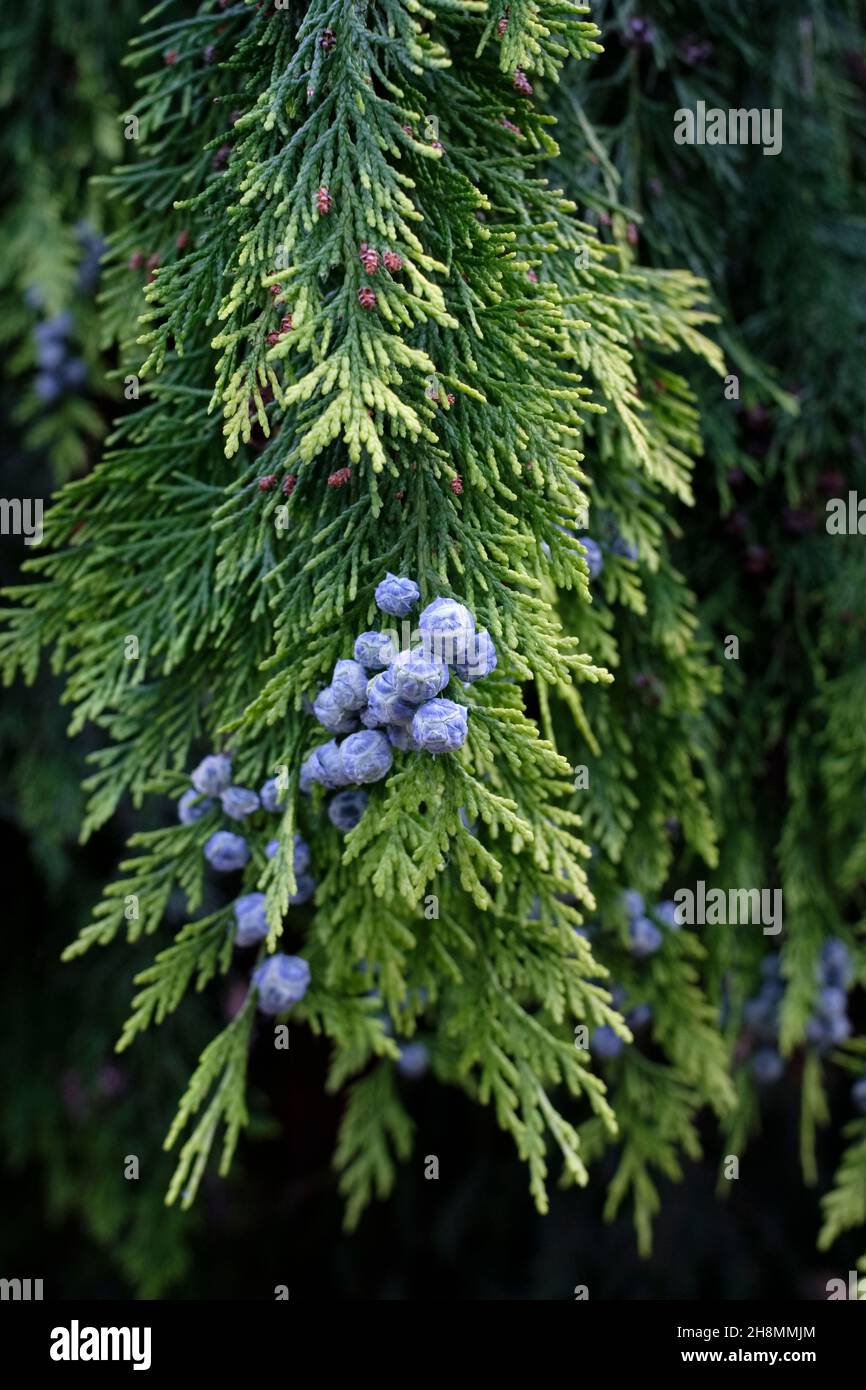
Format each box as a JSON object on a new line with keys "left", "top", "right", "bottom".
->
{"left": 293, "top": 833, "right": 311, "bottom": 874}
{"left": 628, "top": 1003, "right": 653, "bottom": 1029}
{"left": 313, "top": 685, "right": 358, "bottom": 733}
{"left": 204, "top": 831, "right": 250, "bottom": 872}
{"left": 266, "top": 833, "right": 311, "bottom": 876}
{"left": 220, "top": 785, "right": 261, "bottom": 821}
{"left": 339, "top": 730, "right": 394, "bottom": 784}
{"left": 821, "top": 938, "right": 851, "bottom": 988}
{"left": 316, "top": 738, "right": 350, "bottom": 788}
{"left": 299, "top": 750, "right": 326, "bottom": 792}
{"left": 418, "top": 596, "right": 475, "bottom": 664}
{"left": 328, "top": 788, "right": 369, "bottom": 831}
{"left": 411, "top": 698, "right": 469, "bottom": 752}
{"left": 374, "top": 572, "right": 420, "bottom": 616}
{"left": 592, "top": 1025, "right": 625, "bottom": 1059}
{"left": 391, "top": 647, "right": 449, "bottom": 703}
{"left": 191, "top": 753, "right": 232, "bottom": 795}
{"left": 365, "top": 668, "right": 415, "bottom": 726}
{"left": 354, "top": 630, "right": 397, "bottom": 669}
{"left": 303, "top": 738, "right": 350, "bottom": 789}
{"left": 289, "top": 873, "right": 316, "bottom": 906}
{"left": 630, "top": 916, "right": 663, "bottom": 957}
{"left": 451, "top": 630, "right": 497, "bottom": 683}
{"left": 178, "top": 789, "right": 213, "bottom": 824}
{"left": 260, "top": 778, "right": 285, "bottom": 813}
{"left": 817, "top": 986, "right": 847, "bottom": 1018}
{"left": 330, "top": 658, "right": 369, "bottom": 711}
{"left": 233, "top": 892, "right": 269, "bottom": 947}
{"left": 252, "top": 954, "right": 311, "bottom": 1014}
{"left": 654, "top": 899, "right": 678, "bottom": 929}
{"left": 622, "top": 889, "right": 644, "bottom": 920}
{"left": 396, "top": 1042, "right": 429, "bottom": 1079}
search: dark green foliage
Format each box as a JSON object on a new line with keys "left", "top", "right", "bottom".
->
{"left": 555, "top": 0, "right": 866, "bottom": 1268}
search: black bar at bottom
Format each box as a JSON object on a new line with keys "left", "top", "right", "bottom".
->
{"left": 0, "top": 1297, "right": 862, "bottom": 1374}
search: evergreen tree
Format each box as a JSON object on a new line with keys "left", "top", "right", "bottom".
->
{"left": 2, "top": 0, "right": 729, "bottom": 1236}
